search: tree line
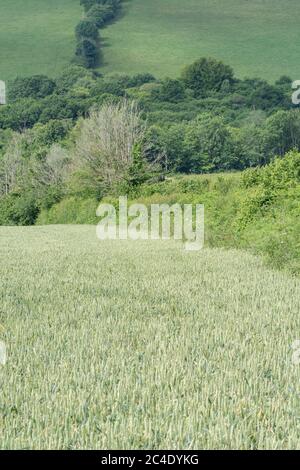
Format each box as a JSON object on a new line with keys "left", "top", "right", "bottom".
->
{"left": 75, "top": 0, "right": 122, "bottom": 68}
{"left": 0, "top": 57, "right": 298, "bottom": 225}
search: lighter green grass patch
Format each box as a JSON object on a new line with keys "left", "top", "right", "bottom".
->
{"left": 0, "top": 0, "right": 81, "bottom": 82}
{"left": 102, "top": 0, "right": 300, "bottom": 81}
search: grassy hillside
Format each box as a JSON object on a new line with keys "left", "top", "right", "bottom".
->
{"left": 0, "top": 0, "right": 81, "bottom": 82}
{"left": 102, "top": 0, "right": 300, "bottom": 81}
{"left": 1, "top": 1, "right": 300, "bottom": 82}
{"left": 0, "top": 225, "right": 300, "bottom": 449}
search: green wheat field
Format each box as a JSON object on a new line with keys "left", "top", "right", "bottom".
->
{"left": 1, "top": 226, "right": 300, "bottom": 449}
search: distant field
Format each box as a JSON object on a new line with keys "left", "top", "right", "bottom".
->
{"left": 0, "top": 0, "right": 81, "bottom": 82}
{"left": 1, "top": 226, "right": 300, "bottom": 449}
{"left": 1, "top": 0, "right": 300, "bottom": 83}
{"left": 102, "top": 0, "right": 300, "bottom": 81}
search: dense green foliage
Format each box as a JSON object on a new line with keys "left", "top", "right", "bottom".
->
{"left": 75, "top": 0, "right": 121, "bottom": 68}
{"left": 7, "top": 75, "right": 56, "bottom": 102}
{"left": 182, "top": 58, "right": 234, "bottom": 98}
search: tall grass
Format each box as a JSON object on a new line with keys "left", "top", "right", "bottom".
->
{"left": 0, "top": 225, "right": 300, "bottom": 449}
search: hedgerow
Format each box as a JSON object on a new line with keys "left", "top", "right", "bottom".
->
{"left": 75, "top": 0, "right": 122, "bottom": 68}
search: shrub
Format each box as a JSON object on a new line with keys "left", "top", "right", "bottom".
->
{"left": 0, "top": 192, "right": 39, "bottom": 225}
{"left": 76, "top": 39, "right": 99, "bottom": 68}
{"left": 87, "top": 4, "right": 115, "bottom": 28}
{"left": 154, "top": 78, "right": 185, "bottom": 102}
{"left": 8, "top": 75, "right": 56, "bottom": 102}
{"left": 36, "top": 197, "right": 99, "bottom": 225}
{"left": 76, "top": 20, "right": 100, "bottom": 41}
{"left": 181, "top": 58, "right": 234, "bottom": 97}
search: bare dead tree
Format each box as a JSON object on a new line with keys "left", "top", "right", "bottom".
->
{"left": 0, "top": 133, "right": 24, "bottom": 196}
{"left": 74, "top": 100, "right": 146, "bottom": 190}
{"left": 37, "top": 144, "right": 70, "bottom": 187}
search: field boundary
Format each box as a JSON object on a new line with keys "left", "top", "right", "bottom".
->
{"left": 74, "top": 0, "right": 126, "bottom": 69}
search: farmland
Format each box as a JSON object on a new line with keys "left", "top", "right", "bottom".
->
{"left": 1, "top": 0, "right": 300, "bottom": 451}
{"left": 0, "top": 0, "right": 81, "bottom": 82}
{"left": 1, "top": 1, "right": 300, "bottom": 82}
{"left": 102, "top": 0, "right": 300, "bottom": 81}
{"left": 0, "top": 226, "right": 300, "bottom": 449}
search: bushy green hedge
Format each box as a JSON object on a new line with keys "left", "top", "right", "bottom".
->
{"left": 75, "top": 0, "right": 121, "bottom": 68}
{"left": 37, "top": 197, "right": 99, "bottom": 225}
{"left": 0, "top": 192, "right": 39, "bottom": 226}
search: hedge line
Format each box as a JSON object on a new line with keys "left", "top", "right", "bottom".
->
{"left": 75, "top": 0, "right": 122, "bottom": 68}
